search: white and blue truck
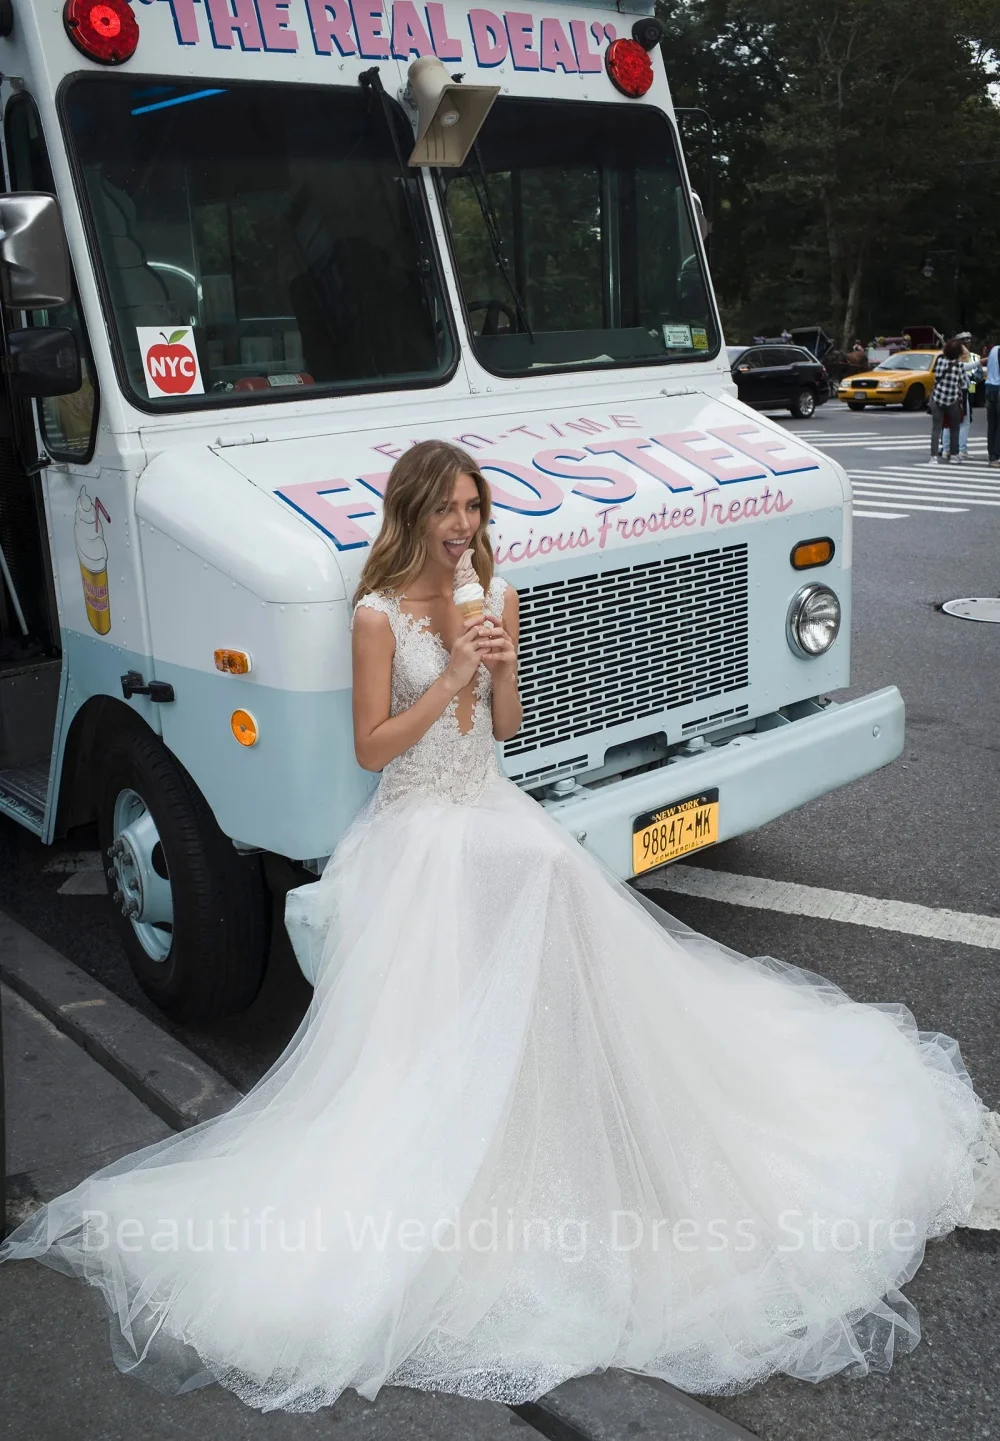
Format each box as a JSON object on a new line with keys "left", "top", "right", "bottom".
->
{"left": 0, "top": 0, "right": 902, "bottom": 1020}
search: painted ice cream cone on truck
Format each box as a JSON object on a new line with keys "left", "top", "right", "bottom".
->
{"left": 74, "top": 485, "right": 111, "bottom": 635}
{"left": 453, "top": 547, "right": 485, "bottom": 623}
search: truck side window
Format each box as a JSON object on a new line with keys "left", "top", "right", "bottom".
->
{"left": 4, "top": 93, "right": 99, "bottom": 462}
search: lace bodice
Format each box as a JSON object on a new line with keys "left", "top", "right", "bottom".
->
{"left": 353, "top": 576, "right": 509, "bottom": 811}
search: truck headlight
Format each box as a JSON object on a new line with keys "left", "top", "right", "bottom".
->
{"left": 786, "top": 584, "right": 841, "bottom": 657}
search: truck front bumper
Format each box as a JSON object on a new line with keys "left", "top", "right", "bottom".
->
{"left": 540, "top": 686, "right": 905, "bottom": 878}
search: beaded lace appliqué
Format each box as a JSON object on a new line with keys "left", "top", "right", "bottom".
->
{"left": 353, "top": 578, "right": 509, "bottom": 811}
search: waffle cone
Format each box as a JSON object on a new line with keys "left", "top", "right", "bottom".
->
{"left": 457, "top": 598, "right": 485, "bottom": 622}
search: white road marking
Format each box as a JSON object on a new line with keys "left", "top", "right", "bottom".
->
{"left": 851, "top": 486, "right": 1000, "bottom": 508}
{"left": 852, "top": 510, "right": 909, "bottom": 520}
{"left": 57, "top": 871, "right": 108, "bottom": 896}
{"left": 639, "top": 866, "right": 1000, "bottom": 951}
{"left": 855, "top": 470, "right": 1000, "bottom": 488}
{"left": 850, "top": 478, "right": 1000, "bottom": 499}
{"left": 850, "top": 495, "right": 967, "bottom": 513}
{"left": 842, "top": 456, "right": 1000, "bottom": 520}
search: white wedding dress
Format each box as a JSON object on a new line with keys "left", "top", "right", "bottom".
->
{"left": 3, "top": 574, "right": 999, "bottom": 1414}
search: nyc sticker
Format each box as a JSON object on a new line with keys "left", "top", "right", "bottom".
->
{"left": 137, "top": 327, "right": 204, "bottom": 398}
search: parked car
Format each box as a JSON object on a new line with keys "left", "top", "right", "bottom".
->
{"left": 727, "top": 343, "right": 830, "bottom": 418}
{"left": 836, "top": 350, "right": 940, "bottom": 411}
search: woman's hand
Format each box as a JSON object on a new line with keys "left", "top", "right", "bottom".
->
{"left": 443, "top": 617, "right": 491, "bottom": 692}
{"left": 479, "top": 618, "right": 518, "bottom": 681}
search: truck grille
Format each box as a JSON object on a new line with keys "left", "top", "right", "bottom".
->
{"left": 505, "top": 543, "right": 750, "bottom": 757}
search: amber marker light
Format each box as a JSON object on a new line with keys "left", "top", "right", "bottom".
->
{"left": 231, "top": 710, "right": 258, "bottom": 747}
{"left": 215, "top": 648, "right": 251, "bottom": 675}
{"left": 790, "top": 537, "right": 835, "bottom": 571}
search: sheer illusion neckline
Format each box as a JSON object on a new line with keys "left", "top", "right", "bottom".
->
{"left": 394, "top": 595, "right": 486, "bottom": 739}
{"left": 395, "top": 595, "right": 455, "bottom": 658}
{"left": 396, "top": 592, "right": 494, "bottom": 653}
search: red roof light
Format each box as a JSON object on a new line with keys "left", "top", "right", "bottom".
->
{"left": 605, "top": 39, "right": 654, "bottom": 98}
{"left": 64, "top": 0, "right": 139, "bottom": 65}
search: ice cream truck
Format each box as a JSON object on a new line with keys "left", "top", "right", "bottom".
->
{"left": 0, "top": 0, "right": 903, "bottom": 1022}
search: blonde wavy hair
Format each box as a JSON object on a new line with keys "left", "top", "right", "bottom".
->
{"left": 353, "top": 440, "right": 494, "bottom": 605}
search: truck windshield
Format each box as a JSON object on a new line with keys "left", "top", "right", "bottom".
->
{"left": 440, "top": 99, "right": 717, "bottom": 375}
{"left": 62, "top": 78, "right": 455, "bottom": 408}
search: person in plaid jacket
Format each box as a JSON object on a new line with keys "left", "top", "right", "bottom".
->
{"left": 931, "top": 337, "right": 967, "bottom": 463}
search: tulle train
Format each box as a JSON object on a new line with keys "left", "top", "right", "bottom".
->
{"left": 2, "top": 778, "right": 999, "bottom": 1413}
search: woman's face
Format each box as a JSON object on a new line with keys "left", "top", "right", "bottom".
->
{"left": 425, "top": 472, "right": 483, "bottom": 570}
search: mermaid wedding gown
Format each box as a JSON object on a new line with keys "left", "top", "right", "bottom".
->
{"left": 3, "top": 574, "right": 999, "bottom": 1414}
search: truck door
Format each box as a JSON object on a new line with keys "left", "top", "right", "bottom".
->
{"left": 0, "top": 91, "right": 98, "bottom": 833}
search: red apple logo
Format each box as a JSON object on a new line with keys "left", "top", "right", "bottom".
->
{"left": 145, "top": 330, "right": 199, "bottom": 394}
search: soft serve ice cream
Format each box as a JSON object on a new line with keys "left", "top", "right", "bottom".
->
{"left": 74, "top": 486, "right": 110, "bottom": 635}
{"left": 453, "top": 548, "right": 485, "bottom": 623}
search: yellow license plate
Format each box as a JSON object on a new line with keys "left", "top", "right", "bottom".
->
{"left": 631, "top": 789, "right": 720, "bottom": 875}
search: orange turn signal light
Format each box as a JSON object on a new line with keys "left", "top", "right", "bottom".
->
{"left": 231, "top": 710, "right": 258, "bottom": 747}
{"left": 790, "top": 537, "right": 834, "bottom": 570}
{"left": 215, "top": 648, "right": 251, "bottom": 675}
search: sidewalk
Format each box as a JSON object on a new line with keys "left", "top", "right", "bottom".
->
{"left": 0, "top": 913, "right": 755, "bottom": 1441}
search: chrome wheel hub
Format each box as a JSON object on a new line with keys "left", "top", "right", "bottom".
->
{"left": 106, "top": 787, "right": 173, "bottom": 962}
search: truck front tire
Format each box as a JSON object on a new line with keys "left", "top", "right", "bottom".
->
{"left": 96, "top": 720, "right": 268, "bottom": 1023}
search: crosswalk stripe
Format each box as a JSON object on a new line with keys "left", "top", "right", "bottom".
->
{"left": 849, "top": 495, "right": 968, "bottom": 512}
{"left": 849, "top": 470, "right": 1000, "bottom": 487}
{"left": 870, "top": 478, "right": 1000, "bottom": 489}
{"left": 858, "top": 439, "right": 987, "bottom": 447}
{"left": 794, "top": 423, "right": 997, "bottom": 524}
{"left": 851, "top": 490, "right": 1000, "bottom": 507}
{"left": 848, "top": 476, "right": 1000, "bottom": 497}
{"left": 849, "top": 466, "right": 1000, "bottom": 483}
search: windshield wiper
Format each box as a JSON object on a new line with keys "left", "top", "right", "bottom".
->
{"left": 464, "top": 144, "right": 534, "bottom": 343}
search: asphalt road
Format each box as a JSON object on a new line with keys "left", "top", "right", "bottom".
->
{"left": 2, "top": 397, "right": 998, "bottom": 1441}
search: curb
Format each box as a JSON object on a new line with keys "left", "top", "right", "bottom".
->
{"left": 0, "top": 909, "right": 243, "bottom": 1132}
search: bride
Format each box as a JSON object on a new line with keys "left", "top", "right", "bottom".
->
{"left": 2, "top": 439, "right": 998, "bottom": 1413}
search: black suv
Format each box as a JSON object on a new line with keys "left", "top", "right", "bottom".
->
{"left": 728, "top": 344, "right": 830, "bottom": 419}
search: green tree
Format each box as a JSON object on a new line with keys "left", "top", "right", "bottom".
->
{"left": 658, "top": 0, "right": 1000, "bottom": 345}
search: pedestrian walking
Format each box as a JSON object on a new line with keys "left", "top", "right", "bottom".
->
{"left": 985, "top": 336, "right": 1000, "bottom": 468}
{"left": 941, "top": 332, "right": 981, "bottom": 459}
{"left": 930, "top": 337, "right": 967, "bottom": 463}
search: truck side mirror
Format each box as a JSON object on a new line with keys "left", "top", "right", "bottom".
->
{"left": 6, "top": 326, "right": 81, "bottom": 397}
{"left": 0, "top": 193, "right": 72, "bottom": 309}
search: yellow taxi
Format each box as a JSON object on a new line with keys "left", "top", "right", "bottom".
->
{"left": 837, "top": 350, "right": 940, "bottom": 411}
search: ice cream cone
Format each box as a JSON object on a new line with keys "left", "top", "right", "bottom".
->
{"left": 453, "top": 547, "right": 486, "bottom": 624}
{"left": 456, "top": 596, "right": 485, "bottom": 623}
{"left": 74, "top": 486, "right": 111, "bottom": 635}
